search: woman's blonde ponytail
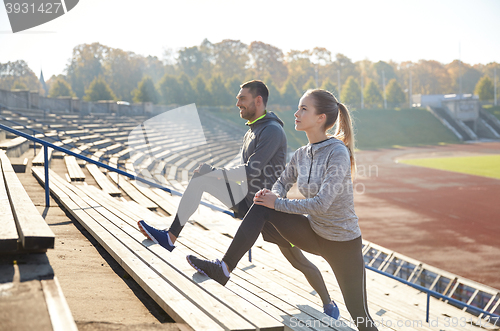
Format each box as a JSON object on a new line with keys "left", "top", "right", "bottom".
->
{"left": 335, "top": 103, "right": 356, "bottom": 177}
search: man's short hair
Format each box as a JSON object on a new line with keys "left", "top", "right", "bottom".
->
{"left": 240, "top": 80, "right": 269, "bottom": 106}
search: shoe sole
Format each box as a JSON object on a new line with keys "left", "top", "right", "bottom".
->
{"left": 186, "top": 256, "right": 207, "bottom": 276}
{"left": 137, "top": 221, "right": 159, "bottom": 245}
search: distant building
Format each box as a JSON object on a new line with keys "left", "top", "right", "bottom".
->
{"left": 39, "top": 70, "right": 48, "bottom": 96}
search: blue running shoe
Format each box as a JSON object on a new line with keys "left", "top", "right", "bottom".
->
{"left": 186, "top": 255, "right": 229, "bottom": 286}
{"left": 324, "top": 300, "right": 340, "bottom": 320}
{"left": 138, "top": 220, "right": 175, "bottom": 252}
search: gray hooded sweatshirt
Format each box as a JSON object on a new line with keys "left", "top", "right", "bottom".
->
{"left": 272, "top": 137, "right": 361, "bottom": 241}
{"left": 227, "top": 111, "right": 287, "bottom": 207}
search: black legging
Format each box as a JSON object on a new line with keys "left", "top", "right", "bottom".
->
{"left": 223, "top": 204, "right": 379, "bottom": 331}
{"left": 168, "top": 173, "right": 332, "bottom": 306}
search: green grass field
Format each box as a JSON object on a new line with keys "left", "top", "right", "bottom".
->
{"left": 399, "top": 155, "right": 500, "bottom": 179}
{"left": 203, "top": 107, "right": 461, "bottom": 150}
{"left": 483, "top": 105, "right": 500, "bottom": 121}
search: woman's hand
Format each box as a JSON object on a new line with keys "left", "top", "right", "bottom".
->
{"left": 253, "top": 188, "right": 278, "bottom": 209}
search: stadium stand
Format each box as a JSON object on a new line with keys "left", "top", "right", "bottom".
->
{"left": 1, "top": 102, "right": 499, "bottom": 330}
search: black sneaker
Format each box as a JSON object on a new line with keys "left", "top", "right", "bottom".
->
{"left": 186, "top": 255, "right": 230, "bottom": 286}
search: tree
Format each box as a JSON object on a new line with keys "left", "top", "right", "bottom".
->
{"left": 285, "top": 50, "right": 314, "bottom": 92}
{"left": 320, "top": 78, "right": 339, "bottom": 98}
{"left": 103, "top": 48, "right": 144, "bottom": 101}
{"left": 475, "top": 76, "right": 494, "bottom": 101}
{"left": 302, "top": 76, "right": 317, "bottom": 92}
{"left": 177, "top": 45, "right": 212, "bottom": 79}
{"left": 446, "top": 60, "right": 483, "bottom": 94}
{"left": 177, "top": 73, "right": 195, "bottom": 104}
{"left": 263, "top": 76, "right": 281, "bottom": 106}
{"left": 372, "top": 61, "right": 397, "bottom": 90}
{"left": 0, "top": 60, "right": 40, "bottom": 91}
{"left": 212, "top": 39, "right": 249, "bottom": 80}
{"left": 192, "top": 75, "right": 212, "bottom": 106}
{"left": 48, "top": 78, "right": 75, "bottom": 98}
{"left": 83, "top": 77, "right": 116, "bottom": 101}
{"left": 208, "top": 75, "right": 231, "bottom": 106}
{"left": 248, "top": 41, "right": 288, "bottom": 86}
{"left": 225, "top": 76, "right": 241, "bottom": 101}
{"left": 12, "top": 81, "right": 28, "bottom": 90}
{"left": 280, "top": 79, "right": 300, "bottom": 106}
{"left": 66, "top": 42, "right": 110, "bottom": 98}
{"left": 411, "top": 60, "right": 452, "bottom": 94}
{"left": 340, "top": 76, "right": 361, "bottom": 108}
{"left": 363, "top": 80, "right": 383, "bottom": 108}
{"left": 385, "top": 79, "right": 406, "bottom": 108}
{"left": 132, "top": 76, "right": 159, "bottom": 104}
{"left": 158, "top": 74, "right": 182, "bottom": 105}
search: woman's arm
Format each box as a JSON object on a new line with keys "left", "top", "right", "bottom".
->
{"left": 273, "top": 146, "right": 350, "bottom": 214}
{"left": 271, "top": 151, "right": 298, "bottom": 198}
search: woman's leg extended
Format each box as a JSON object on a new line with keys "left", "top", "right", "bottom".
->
{"left": 319, "top": 237, "right": 378, "bottom": 331}
{"left": 279, "top": 245, "right": 331, "bottom": 306}
{"left": 170, "top": 172, "right": 242, "bottom": 237}
{"left": 222, "top": 204, "right": 323, "bottom": 271}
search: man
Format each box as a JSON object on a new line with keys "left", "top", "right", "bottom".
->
{"left": 138, "top": 80, "right": 339, "bottom": 319}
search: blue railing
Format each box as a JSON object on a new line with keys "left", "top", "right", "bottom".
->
{"left": 0, "top": 122, "right": 234, "bottom": 216}
{"left": 0, "top": 121, "right": 498, "bottom": 326}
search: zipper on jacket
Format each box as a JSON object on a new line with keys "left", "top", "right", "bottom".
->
{"left": 307, "top": 151, "right": 314, "bottom": 183}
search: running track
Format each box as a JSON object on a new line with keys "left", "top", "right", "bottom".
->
{"left": 354, "top": 142, "right": 500, "bottom": 289}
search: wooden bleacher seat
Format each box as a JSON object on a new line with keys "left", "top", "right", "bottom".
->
{"left": 0, "top": 152, "right": 55, "bottom": 252}
{"left": 64, "top": 155, "right": 85, "bottom": 182}
{"left": 86, "top": 164, "right": 121, "bottom": 197}
{"left": 0, "top": 136, "right": 29, "bottom": 157}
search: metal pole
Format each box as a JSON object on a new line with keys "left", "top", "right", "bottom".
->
{"left": 360, "top": 72, "right": 364, "bottom": 109}
{"left": 426, "top": 291, "right": 430, "bottom": 323}
{"left": 44, "top": 145, "right": 49, "bottom": 207}
{"left": 409, "top": 69, "right": 412, "bottom": 108}
{"left": 382, "top": 70, "right": 387, "bottom": 109}
{"left": 33, "top": 130, "right": 36, "bottom": 156}
{"left": 495, "top": 68, "right": 497, "bottom": 106}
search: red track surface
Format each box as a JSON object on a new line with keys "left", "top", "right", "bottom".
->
{"left": 354, "top": 142, "right": 500, "bottom": 289}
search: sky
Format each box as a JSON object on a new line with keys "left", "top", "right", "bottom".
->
{"left": 1, "top": 0, "right": 499, "bottom": 79}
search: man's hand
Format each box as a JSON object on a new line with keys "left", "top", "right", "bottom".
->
{"left": 254, "top": 188, "right": 278, "bottom": 209}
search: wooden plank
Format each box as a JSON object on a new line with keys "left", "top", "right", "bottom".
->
{"left": 75, "top": 185, "right": 284, "bottom": 331}
{"left": 31, "top": 167, "right": 225, "bottom": 331}
{"left": 64, "top": 156, "right": 85, "bottom": 181}
{"left": 32, "top": 147, "right": 53, "bottom": 166}
{"left": 0, "top": 153, "right": 54, "bottom": 250}
{"left": 86, "top": 164, "right": 121, "bottom": 197}
{"left": 108, "top": 172, "right": 157, "bottom": 210}
{"left": 40, "top": 276, "right": 78, "bottom": 331}
{"left": 129, "top": 180, "right": 174, "bottom": 215}
{"left": 0, "top": 157, "right": 18, "bottom": 252}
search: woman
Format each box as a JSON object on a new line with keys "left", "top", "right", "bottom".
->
{"left": 187, "top": 89, "right": 378, "bottom": 330}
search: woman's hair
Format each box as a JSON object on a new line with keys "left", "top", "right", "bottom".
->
{"left": 304, "top": 89, "right": 356, "bottom": 176}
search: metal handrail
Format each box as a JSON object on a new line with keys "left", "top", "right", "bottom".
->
{"left": 1, "top": 122, "right": 498, "bottom": 324}
{"left": 0, "top": 122, "right": 234, "bottom": 216}
{"left": 365, "top": 265, "right": 500, "bottom": 323}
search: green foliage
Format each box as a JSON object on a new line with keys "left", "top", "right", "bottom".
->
{"left": 302, "top": 76, "right": 317, "bottom": 92}
{"left": 48, "top": 78, "right": 75, "bottom": 98}
{"left": 363, "top": 80, "right": 383, "bottom": 108}
{"left": 280, "top": 79, "right": 300, "bottom": 106}
{"left": 12, "top": 81, "right": 28, "bottom": 90}
{"left": 0, "top": 60, "right": 40, "bottom": 91}
{"left": 192, "top": 75, "right": 212, "bottom": 106}
{"left": 83, "top": 77, "right": 116, "bottom": 101}
{"left": 320, "top": 78, "right": 339, "bottom": 99}
{"left": 132, "top": 76, "right": 159, "bottom": 104}
{"left": 385, "top": 79, "right": 406, "bottom": 107}
{"left": 208, "top": 75, "right": 231, "bottom": 106}
{"left": 475, "top": 75, "right": 494, "bottom": 101}
{"left": 225, "top": 76, "right": 241, "bottom": 102}
{"left": 158, "top": 74, "right": 182, "bottom": 105}
{"left": 177, "top": 73, "right": 195, "bottom": 104}
{"left": 263, "top": 76, "right": 281, "bottom": 106}
{"left": 341, "top": 76, "right": 361, "bottom": 108}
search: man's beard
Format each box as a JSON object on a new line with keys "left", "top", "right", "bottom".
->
{"left": 241, "top": 101, "right": 256, "bottom": 120}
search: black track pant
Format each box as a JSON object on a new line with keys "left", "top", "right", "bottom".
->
{"left": 168, "top": 174, "right": 332, "bottom": 305}
{"left": 223, "top": 204, "right": 379, "bottom": 331}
